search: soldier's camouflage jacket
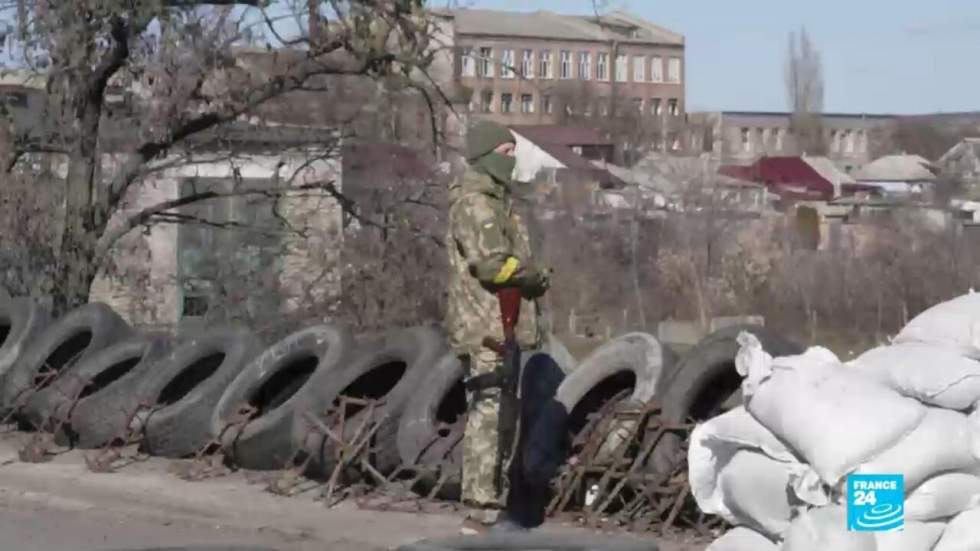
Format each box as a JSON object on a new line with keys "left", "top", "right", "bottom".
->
{"left": 446, "top": 168, "right": 543, "bottom": 353}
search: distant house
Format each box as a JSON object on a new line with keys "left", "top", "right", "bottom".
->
{"left": 719, "top": 156, "right": 875, "bottom": 202}
{"left": 510, "top": 125, "right": 622, "bottom": 187}
{"left": 853, "top": 154, "right": 938, "bottom": 196}
{"left": 938, "top": 138, "right": 980, "bottom": 191}
{"left": 800, "top": 155, "right": 859, "bottom": 198}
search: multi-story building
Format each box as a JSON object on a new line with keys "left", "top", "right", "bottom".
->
{"left": 439, "top": 8, "right": 686, "bottom": 127}
{"left": 689, "top": 111, "right": 896, "bottom": 172}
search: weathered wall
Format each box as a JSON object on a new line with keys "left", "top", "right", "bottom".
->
{"left": 87, "top": 151, "right": 343, "bottom": 332}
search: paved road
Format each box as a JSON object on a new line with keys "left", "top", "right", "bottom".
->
{"left": 0, "top": 503, "right": 287, "bottom": 551}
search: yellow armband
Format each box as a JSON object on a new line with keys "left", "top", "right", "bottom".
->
{"left": 493, "top": 257, "right": 520, "bottom": 285}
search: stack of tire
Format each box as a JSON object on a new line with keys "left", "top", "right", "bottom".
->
{"left": 0, "top": 295, "right": 800, "bottom": 503}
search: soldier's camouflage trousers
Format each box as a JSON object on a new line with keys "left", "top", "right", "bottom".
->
{"left": 460, "top": 347, "right": 503, "bottom": 508}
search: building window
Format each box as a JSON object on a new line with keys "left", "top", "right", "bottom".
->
{"left": 538, "top": 50, "right": 552, "bottom": 79}
{"left": 633, "top": 55, "right": 646, "bottom": 82}
{"left": 521, "top": 93, "right": 534, "bottom": 113}
{"left": 650, "top": 97, "right": 662, "bottom": 116}
{"left": 597, "top": 53, "right": 609, "bottom": 81}
{"left": 830, "top": 130, "right": 840, "bottom": 152}
{"left": 615, "top": 54, "right": 628, "bottom": 82}
{"left": 741, "top": 128, "right": 751, "bottom": 152}
{"left": 500, "top": 93, "right": 513, "bottom": 113}
{"left": 542, "top": 95, "right": 552, "bottom": 114}
{"left": 858, "top": 130, "right": 868, "bottom": 153}
{"left": 844, "top": 130, "right": 855, "bottom": 153}
{"left": 756, "top": 128, "right": 765, "bottom": 149}
{"left": 461, "top": 48, "right": 476, "bottom": 77}
{"left": 632, "top": 97, "right": 643, "bottom": 114}
{"left": 668, "top": 57, "right": 682, "bottom": 83}
{"left": 560, "top": 50, "right": 572, "bottom": 79}
{"left": 578, "top": 51, "right": 592, "bottom": 80}
{"left": 650, "top": 56, "right": 663, "bottom": 82}
{"left": 667, "top": 98, "right": 679, "bottom": 116}
{"left": 521, "top": 49, "right": 533, "bottom": 78}
{"left": 599, "top": 98, "right": 609, "bottom": 116}
{"left": 478, "top": 47, "right": 493, "bottom": 78}
{"left": 501, "top": 49, "right": 515, "bottom": 79}
{"left": 481, "top": 90, "right": 493, "bottom": 113}
{"left": 775, "top": 128, "right": 785, "bottom": 150}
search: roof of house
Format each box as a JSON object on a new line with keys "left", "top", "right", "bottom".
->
{"left": 853, "top": 154, "right": 938, "bottom": 182}
{"left": 442, "top": 8, "right": 684, "bottom": 45}
{"left": 510, "top": 125, "right": 611, "bottom": 147}
{"left": 939, "top": 137, "right": 980, "bottom": 165}
{"left": 510, "top": 124, "right": 623, "bottom": 186}
{"left": 800, "top": 155, "right": 857, "bottom": 196}
{"left": 721, "top": 156, "right": 836, "bottom": 201}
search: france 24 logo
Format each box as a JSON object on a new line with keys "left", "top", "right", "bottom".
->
{"left": 847, "top": 474, "right": 904, "bottom": 532}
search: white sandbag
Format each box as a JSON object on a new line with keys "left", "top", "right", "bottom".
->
{"left": 875, "top": 522, "right": 946, "bottom": 551}
{"left": 854, "top": 407, "right": 980, "bottom": 492}
{"left": 781, "top": 505, "right": 876, "bottom": 551}
{"left": 705, "top": 527, "right": 777, "bottom": 551}
{"left": 690, "top": 406, "right": 797, "bottom": 462}
{"left": 735, "top": 333, "right": 927, "bottom": 486}
{"left": 895, "top": 291, "right": 980, "bottom": 359}
{"left": 934, "top": 507, "right": 980, "bottom": 551}
{"left": 906, "top": 472, "right": 980, "bottom": 522}
{"left": 688, "top": 407, "right": 826, "bottom": 529}
{"left": 718, "top": 450, "right": 796, "bottom": 537}
{"left": 851, "top": 343, "right": 980, "bottom": 410}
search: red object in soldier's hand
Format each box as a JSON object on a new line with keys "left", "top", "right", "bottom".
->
{"left": 497, "top": 287, "right": 522, "bottom": 341}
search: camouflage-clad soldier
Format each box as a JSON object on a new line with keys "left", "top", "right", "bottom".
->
{"left": 446, "top": 121, "right": 551, "bottom": 521}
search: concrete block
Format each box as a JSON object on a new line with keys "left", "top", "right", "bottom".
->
{"left": 657, "top": 320, "right": 704, "bottom": 346}
{"left": 709, "top": 315, "right": 765, "bottom": 333}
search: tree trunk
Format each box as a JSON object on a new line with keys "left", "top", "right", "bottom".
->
{"left": 54, "top": 83, "right": 107, "bottom": 315}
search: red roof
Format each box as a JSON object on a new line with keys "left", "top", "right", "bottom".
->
{"left": 720, "top": 157, "right": 835, "bottom": 201}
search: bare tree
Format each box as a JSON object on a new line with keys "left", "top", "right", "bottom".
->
{"left": 0, "top": 0, "right": 441, "bottom": 315}
{"left": 785, "top": 26, "right": 826, "bottom": 155}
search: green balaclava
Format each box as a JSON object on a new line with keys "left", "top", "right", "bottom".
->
{"left": 466, "top": 121, "right": 517, "bottom": 186}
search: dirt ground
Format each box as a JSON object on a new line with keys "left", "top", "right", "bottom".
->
{"left": 0, "top": 435, "right": 710, "bottom": 551}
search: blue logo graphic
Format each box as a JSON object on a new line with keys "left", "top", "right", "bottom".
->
{"left": 847, "top": 474, "right": 904, "bottom": 532}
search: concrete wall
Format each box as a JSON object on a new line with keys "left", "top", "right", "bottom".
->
{"left": 87, "top": 151, "right": 343, "bottom": 331}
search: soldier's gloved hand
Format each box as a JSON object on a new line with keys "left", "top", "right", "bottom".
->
{"left": 514, "top": 263, "right": 551, "bottom": 299}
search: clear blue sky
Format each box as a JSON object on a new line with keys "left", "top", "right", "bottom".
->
{"left": 448, "top": 0, "right": 980, "bottom": 115}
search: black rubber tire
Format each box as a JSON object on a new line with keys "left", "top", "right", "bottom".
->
{"left": 397, "top": 532, "right": 658, "bottom": 551}
{"left": 212, "top": 324, "right": 355, "bottom": 470}
{"left": 20, "top": 335, "right": 171, "bottom": 433}
{"left": 301, "top": 325, "right": 448, "bottom": 478}
{"left": 0, "top": 302, "right": 132, "bottom": 416}
{"left": 135, "top": 327, "right": 263, "bottom": 458}
{"left": 645, "top": 324, "right": 803, "bottom": 477}
{"left": 555, "top": 332, "right": 665, "bottom": 429}
{"left": 395, "top": 339, "right": 571, "bottom": 494}
{"left": 0, "top": 297, "right": 51, "bottom": 380}
{"left": 393, "top": 350, "right": 465, "bottom": 497}
{"left": 46, "top": 335, "right": 174, "bottom": 448}
{"left": 396, "top": 351, "right": 465, "bottom": 467}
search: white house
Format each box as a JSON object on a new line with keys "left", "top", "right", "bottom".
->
{"left": 853, "top": 154, "right": 938, "bottom": 196}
